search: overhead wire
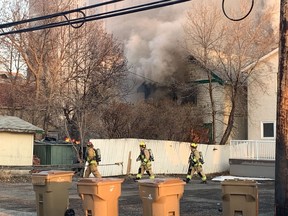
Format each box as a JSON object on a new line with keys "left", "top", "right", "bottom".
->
{"left": 222, "top": 0, "right": 254, "bottom": 21}
{"left": 62, "top": 10, "right": 86, "bottom": 29}
{"left": 0, "top": 0, "right": 254, "bottom": 36}
{"left": 0, "top": 0, "right": 191, "bottom": 36}
{"left": 0, "top": 0, "right": 124, "bottom": 29}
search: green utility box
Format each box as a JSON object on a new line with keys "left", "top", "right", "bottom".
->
{"left": 221, "top": 179, "right": 258, "bottom": 216}
{"left": 138, "top": 178, "right": 185, "bottom": 216}
{"left": 34, "top": 142, "right": 74, "bottom": 165}
{"left": 32, "top": 170, "right": 74, "bottom": 216}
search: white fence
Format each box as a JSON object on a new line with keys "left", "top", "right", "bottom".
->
{"left": 89, "top": 138, "right": 230, "bottom": 177}
{"left": 230, "top": 140, "right": 275, "bottom": 160}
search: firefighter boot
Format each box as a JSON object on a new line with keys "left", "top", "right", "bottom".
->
{"left": 184, "top": 175, "right": 192, "bottom": 183}
{"left": 198, "top": 172, "right": 207, "bottom": 184}
{"left": 183, "top": 178, "right": 191, "bottom": 183}
{"left": 134, "top": 172, "right": 142, "bottom": 181}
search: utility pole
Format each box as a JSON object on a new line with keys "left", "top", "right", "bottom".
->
{"left": 275, "top": 0, "right": 288, "bottom": 215}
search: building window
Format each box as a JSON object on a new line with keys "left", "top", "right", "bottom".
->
{"left": 261, "top": 122, "right": 275, "bottom": 139}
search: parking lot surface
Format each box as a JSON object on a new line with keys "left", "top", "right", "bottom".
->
{"left": 0, "top": 174, "right": 274, "bottom": 216}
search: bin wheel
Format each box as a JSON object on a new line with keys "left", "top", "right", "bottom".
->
{"left": 64, "top": 208, "right": 75, "bottom": 216}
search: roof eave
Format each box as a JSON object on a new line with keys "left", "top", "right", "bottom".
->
{"left": 0, "top": 129, "right": 44, "bottom": 134}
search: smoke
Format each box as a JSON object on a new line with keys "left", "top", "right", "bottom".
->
{"left": 103, "top": 0, "right": 191, "bottom": 84}
{"left": 88, "top": 0, "right": 279, "bottom": 84}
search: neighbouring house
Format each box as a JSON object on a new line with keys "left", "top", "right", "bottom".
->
{"left": 0, "top": 115, "right": 44, "bottom": 166}
{"left": 246, "top": 48, "right": 278, "bottom": 141}
{"left": 229, "top": 48, "right": 278, "bottom": 178}
{"left": 0, "top": 71, "right": 30, "bottom": 117}
{"left": 0, "top": 71, "right": 25, "bottom": 83}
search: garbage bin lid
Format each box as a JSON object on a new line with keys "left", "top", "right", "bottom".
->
{"left": 32, "top": 170, "right": 74, "bottom": 185}
{"left": 78, "top": 178, "right": 124, "bottom": 185}
{"left": 221, "top": 179, "right": 257, "bottom": 186}
{"left": 32, "top": 170, "right": 75, "bottom": 176}
{"left": 138, "top": 178, "right": 184, "bottom": 186}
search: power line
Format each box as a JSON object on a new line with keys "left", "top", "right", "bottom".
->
{"left": 0, "top": 0, "right": 191, "bottom": 36}
{"left": 222, "top": 0, "right": 254, "bottom": 21}
{"left": 0, "top": 0, "right": 124, "bottom": 29}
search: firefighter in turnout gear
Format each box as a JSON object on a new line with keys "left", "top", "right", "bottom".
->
{"left": 184, "top": 143, "right": 207, "bottom": 184}
{"left": 84, "top": 142, "right": 102, "bottom": 178}
{"left": 135, "top": 141, "right": 155, "bottom": 180}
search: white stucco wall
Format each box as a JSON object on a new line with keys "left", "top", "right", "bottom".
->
{"left": 89, "top": 138, "right": 230, "bottom": 177}
{"left": 247, "top": 50, "right": 278, "bottom": 140}
{"left": 197, "top": 82, "right": 247, "bottom": 144}
{"left": 197, "top": 83, "right": 227, "bottom": 143}
{"left": 0, "top": 132, "right": 34, "bottom": 166}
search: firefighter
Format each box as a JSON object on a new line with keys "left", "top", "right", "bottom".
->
{"left": 84, "top": 141, "right": 102, "bottom": 178}
{"left": 135, "top": 141, "right": 155, "bottom": 180}
{"left": 184, "top": 143, "right": 207, "bottom": 184}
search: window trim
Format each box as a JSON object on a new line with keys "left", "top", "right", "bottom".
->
{"left": 261, "top": 121, "right": 276, "bottom": 139}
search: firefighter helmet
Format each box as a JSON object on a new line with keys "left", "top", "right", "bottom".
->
{"left": 191, "top": 143, "right": 197, "bottom": 148}
{"left": 87, "top": 141, "right": 93, "bottom": 147}
{"left": 139, "top": 141, "right": 146, "bottom": 147}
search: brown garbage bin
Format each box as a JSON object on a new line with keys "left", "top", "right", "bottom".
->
{"left": 221, "top": 179, "right": 258, "bottom": 216}
{"left": 138, "top": 178, "right": 185, "bottom": 216}
{"left": 32, "top": 170, "right": 74, "bottom": 216}
{"left": 77, "top": 178, "right": 124, "bottom": 216}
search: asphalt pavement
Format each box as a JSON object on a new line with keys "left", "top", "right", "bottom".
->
{"left": 0, "top": 174, "right": 275, "bottom": 216}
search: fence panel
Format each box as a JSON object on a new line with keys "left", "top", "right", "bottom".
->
{"left": 230, "top": 140, "right": 275, "bottom": 160}
{"left": 88, "top": 138, "right": 230, "bottom": 177}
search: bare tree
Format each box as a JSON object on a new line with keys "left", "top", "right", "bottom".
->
{"left": 60, "top": 21, "right": 129, "bottom": 157}
{"left": 0, "top": 0, "right": 129, "bottom": 158}
{"left": 0, "top": 0, "right": 76, "bottom": 130}
{"left": 100, "top": 99, "right": 204, "bottom": 142}
{"left": 0, "top": 1, "right": 33, "bottom": 116}
{"left": 184, "top": 1, "right": 278, "bottom": 144}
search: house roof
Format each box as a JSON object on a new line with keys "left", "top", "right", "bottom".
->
{"left": 188, "top": 55, "right": 225, "bottom": 86}
{"left": 0, "top": 71, "right": 25, "bottom": 80}
{"left": 241, "top": 48, "right": 278, "bottom": 72}
{"left": 0, "top": 116, "right": 44, "bottom": 134}
{"left": 193, "top": 72, "right": 225, "bottom": 85}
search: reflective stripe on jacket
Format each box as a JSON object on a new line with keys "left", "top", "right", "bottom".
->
{"left": 86, "top": 147, "right": 97, "bottom": 164}
{"left": 139, "top": 149, "right": 150, "bottom": 163}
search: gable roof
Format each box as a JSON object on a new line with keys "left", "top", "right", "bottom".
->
{"left": 242, "top": 48, "right": 278, "bottom": 72}
{"left": 0, "top": 71, "right": 25, "bottom": 80}
{"left": 193, "top": 72, "right": 225, "bottom": 85}
{"left": 188, "top": 55, "right": 225, "bottom": 86}
{"left": 0, "top": 116, "right": 44, "bottom": 133}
